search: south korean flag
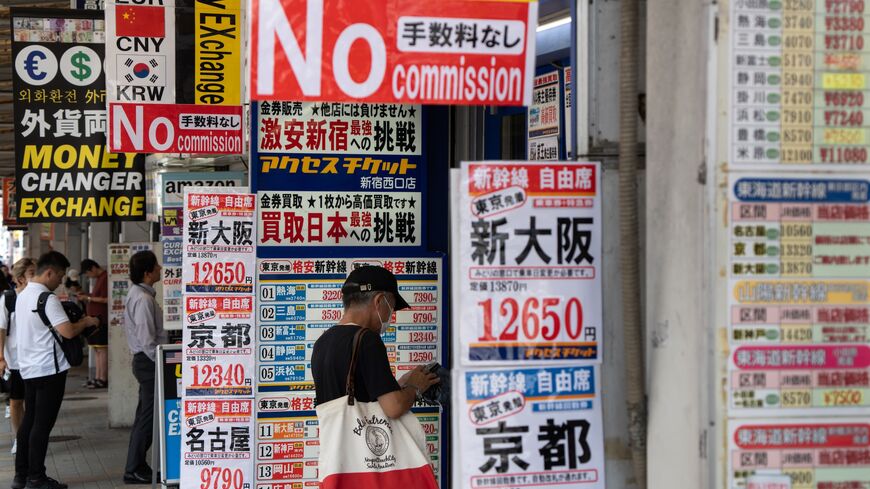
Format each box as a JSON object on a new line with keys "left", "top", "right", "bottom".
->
{"left": 117, "top": 54, "right": 166, "bottom": 86}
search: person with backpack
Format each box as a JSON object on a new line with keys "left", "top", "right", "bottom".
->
{"left": 12, "top": 252, "right": 99, "bottom": 489}
{"left": 0, "top": 258, "right": 35, "bottom": 456}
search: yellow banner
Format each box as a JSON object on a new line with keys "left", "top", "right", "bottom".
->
{"left": 195, "top": 0, "right": 243, "bottom": 105}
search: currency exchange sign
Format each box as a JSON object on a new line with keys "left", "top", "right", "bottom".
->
{"left": 11, "top": 8, "right": 146, "bottom": 222}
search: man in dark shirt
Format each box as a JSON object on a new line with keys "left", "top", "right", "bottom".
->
{"left": 312, "top": 266, "right": 438, "bottom": 418}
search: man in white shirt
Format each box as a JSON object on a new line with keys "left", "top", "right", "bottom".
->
{"left": 0, "top": 258, "right": 36, "bottom": 457}
{"left": 13, "top": 252, "right": 99, "bottom": 489}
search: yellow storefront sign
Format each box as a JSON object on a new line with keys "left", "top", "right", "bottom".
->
{"left": 195, "top": 0, "right": 243, "bottom": 105}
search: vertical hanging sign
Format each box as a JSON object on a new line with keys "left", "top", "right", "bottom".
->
{"left": 180, "top": 188, "right": 256, "bottom": 488}
{"left": 105, "top": 0, "right": 176, "bottom": 104}
{"left": 195, "top": 0, "right": 244, "bottom": 105}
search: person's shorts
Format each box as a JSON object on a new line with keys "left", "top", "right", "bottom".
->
{"left": 86, "top": 324, "right": 108, "bottom": 347}
{"left": 8, "top": 369, "right": 25, "bottom": 400}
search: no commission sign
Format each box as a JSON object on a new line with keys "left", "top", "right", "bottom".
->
{"left": 253, "top": 0, "right": 538, "bottom": 106}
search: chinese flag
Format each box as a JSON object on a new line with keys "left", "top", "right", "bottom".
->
{"left": 115, "top": 5, "right": 165, "bottom": 37}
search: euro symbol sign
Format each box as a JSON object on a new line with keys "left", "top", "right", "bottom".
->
{"left": 24, "top": 51, "right": 48, "bottom": 80}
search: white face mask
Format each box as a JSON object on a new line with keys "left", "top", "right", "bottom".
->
{"left": 377, "top": 299, "right": 393, "bottom": 334}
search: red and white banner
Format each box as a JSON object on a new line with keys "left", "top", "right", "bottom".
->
{"left": 252, "top": 0, "right": 538, "bottom": 106}
{"left": 109, "top": 103, "right": 244, "bottom": 154}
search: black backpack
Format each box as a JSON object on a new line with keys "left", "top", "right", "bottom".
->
{"left": 3, "top": 290, "right": 14, "bottom": 336}
{"left": 35, "top": 291, "right": 84, "bottom": 370}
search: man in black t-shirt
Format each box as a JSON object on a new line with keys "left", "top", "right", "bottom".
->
{"left": 311, "top": 266, "right": 438, "bottom": 418}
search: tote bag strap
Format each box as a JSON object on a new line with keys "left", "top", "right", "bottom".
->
{"left": 345, "top": 327, "right": 368, "bottom": 406}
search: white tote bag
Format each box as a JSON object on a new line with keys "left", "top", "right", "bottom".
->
{"left": 316, "top": 328, "right": 438, "bottom": 489}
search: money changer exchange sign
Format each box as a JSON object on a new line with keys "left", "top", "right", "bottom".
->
{"left": 12, "top": 8, "right": 146, "bottom": 222}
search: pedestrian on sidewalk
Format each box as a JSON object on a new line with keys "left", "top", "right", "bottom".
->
{"left": 13, "top": 252, "right": 99, "bottom": 489}
{"left": 122, "top": 250, "right": 167, "bottom": 485}
{"left": 78, "top": 259, "right": 109, "bottom": 389}
{"left": 0, "top": 258, "right": 35, "bottom": 456}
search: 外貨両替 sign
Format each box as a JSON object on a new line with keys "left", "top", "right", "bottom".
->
{"left": 12, "top": 9, "right": 146, "bottom": 222}
{"left": 162, "top": 236, "right": 183, "bottom": 330}
{"left": 109, "top": 103, "right": 244, "bottom": 154}
{"left": 251, "top": 0, "right": 538, "bottom": 106}
{"left": 456, "top": 161, "right": 603, "bottom": 365}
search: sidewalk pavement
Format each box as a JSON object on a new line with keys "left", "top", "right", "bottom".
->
{"left": 1, "top": 366, "right": 151, "bottom": 489}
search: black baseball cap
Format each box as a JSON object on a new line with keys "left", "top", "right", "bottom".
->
{"left": 342, "top": 265, "right": 410, "bottom": 310}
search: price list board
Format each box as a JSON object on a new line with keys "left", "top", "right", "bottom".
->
{"left": 727, "top": 418, "right": 870, "bottom": 488}
{"left": 255, "top": 256, "right": 443, "bottom": 487}
{"left": 728, "top": 175, "right": 870, "bottom": 416}
{"left": 181, "top": 188, "right": 258, "bottom": 486}
{"left": 731, "top": 0, "right": 870, "bottom": 167}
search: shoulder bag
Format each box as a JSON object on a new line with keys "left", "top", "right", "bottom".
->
{"left": 315, "top": 328, "right": 438, "bottom": 489}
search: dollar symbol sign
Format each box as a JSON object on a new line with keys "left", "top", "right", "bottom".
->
{"left": 70, "top": 50, "right": 92, "bottom": 82}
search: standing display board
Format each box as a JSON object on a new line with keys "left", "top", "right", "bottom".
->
{"left": 10, "top": 8, "right": 146, "bottom": 222}
{"left": 723, "top": 1, "right": 870, "bottom": 485}
{"left": 250, "top": 100, "right": 447, "bottom": 488}
{"left": 180, "top": 188, "right": 256, "bottom": 488}
{"left": 156, "top": 345, "right": 182, "bottom": 485}
{"left": 451, "top": 161, "right": 605, "bottom": 489}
